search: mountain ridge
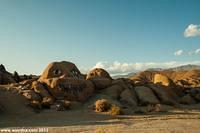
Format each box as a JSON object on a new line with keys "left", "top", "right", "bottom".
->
{"left": 112, "top": 64, "right": 200, "bottom": 79}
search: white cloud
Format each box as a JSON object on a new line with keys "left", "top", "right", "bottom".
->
{"left": 195, "top": 49, "right": 200, "bottom": 54}
{"left": 174, "top": 50, "right": 183, "bottom": 56}
{"left": 188, "top": 48, "right": 200, "bottom": 55}
{"left": 90, "top": 61, "right": 200, "bottom": 75}
{"left": 184, "top": 24, "right": 200, "bottom": 37}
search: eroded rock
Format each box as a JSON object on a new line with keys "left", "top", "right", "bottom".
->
{"left": 134, "top": 86, "right": 159, "bottom": 105}
{"left": 120, "top": 89, "right": 137, "bottom": 107}
{"left": 86, "top": 68, "right": 112, "bottom": 90}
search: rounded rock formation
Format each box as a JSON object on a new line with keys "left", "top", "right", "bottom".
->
{"left": 134, "top": 86, "right": 160, "bottom": 105}
{"left": 86, "top": 68, "right": 112, "bottom": 80}
{"left": 39, "top": 61, "right": 84, "bottom": 82}
{"left": 86, "top": 68, "right": 112, "bottom": 90}
{"left": 38, "top": 61, "right": 94, "bottom": 102}
{"left": 153, "top": 74, "right": 173, "bottom": 87}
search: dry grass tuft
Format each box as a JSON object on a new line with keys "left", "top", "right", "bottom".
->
{"left": 95, "top": 99, "right": 112, "bottom": 112}
{"left": 108, "top": 105, "right": 122, "bottom": 115}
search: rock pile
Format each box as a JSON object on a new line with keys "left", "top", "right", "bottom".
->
{"left": 18, "top": 61, "right": 95, "bottom": 110}
{"left": 3, "top": 61, "right": 199, "bottom": 113}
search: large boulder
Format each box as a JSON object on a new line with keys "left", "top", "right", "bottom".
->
{"left": 32, "top": 81, "right": 51, "bottom": 98}
{"left": 154, "top": 74, "right": 174, "bottom": 87}
{"left": 148, "top": 84, "right": 176, "bottom": 105}
{"left": 112, "top": 78, "right": 134, "bottom": 90}
{"left": 39, "top": 61, "right": 84, "bottom": 82}
{"left": 37, "top": 61, "right": 95, "bottom": 102}
{"left": 89, "top": 77, "right": 112, "bottom": 90}
{"left": 44, "top": 77, "right": 94, "bottom": 102}
{"left": 31, "top": 81, "right": 54, "bottom": 106}
{"left": 186, "top": 88, "right": 200, "bottom": 102}
{"left": 86, "top": 68, "right": 112, "bottom": 80}
{"left": 120, "top": 89, "right": 138, "bottom": 107}
{"left": 87, "top": 68, "right": 112, "bottom": 90}
{"left": 18, "top": 61, "right": 95, "bottom": 109}
{"left": 101, "top": 84, "right": 124, "bottom": 99}
{"left": 153, "top": 73, "right": 183, "bottom": 98}
{"left": 134, "top": 86, "right": 159, "bottom": 105}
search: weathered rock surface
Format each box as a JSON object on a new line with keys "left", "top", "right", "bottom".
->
{"left": 0, "top": 64, "right": 16, "bottom": 84}
{"left": 134, "top": 86, "right": 160, "bottom": 105}
{"left": 153, "top": 74, "right": 174, "bottom": 87}
{"left": 86, "top": 68, "right": 112, "bottom": 90}
{"left": 86, "top": 68, "right": 112, "bottom": 80}
{"left": 101, "top": 84, "right": 124, "bottom": 99}
{"left": 1, "top": 61, "right": 199, "bottom": 113}
{"left": 89, "top": 77, "right": 112, "bottom": 90}
{"left": 120, "top": 89, "right": 138, "bottom": 107}
{"left": 148, "top": 84, "right": 175, "bottom": 105}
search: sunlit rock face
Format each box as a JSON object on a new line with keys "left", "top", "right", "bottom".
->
{"left": 10, "top": 61, "right": 200, "bottom": 112}
{"left": 39, "top": 61, "right": 84, "bottom": 82}
{"left": 153, "top": 74, "right": 173, "bottom": 87}
{"left": 18, "top": 61, "right": 95, "bottom": 110}
{"left": 86, "top": 68, "right": 112, "bottom": 90}
{"left": 38, "top": 61, "right": 94, "bottom": 102}
{"left": 86, "top": 68, "right": 112, "bottom": 80}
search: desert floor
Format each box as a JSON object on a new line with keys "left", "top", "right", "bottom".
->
{"left": 1, "top": 107, "right": 200, "bottom": 133}
{"left": 0, "top": 86, "right": 200, "bottom": 133}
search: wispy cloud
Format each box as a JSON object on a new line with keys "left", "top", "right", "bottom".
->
{"left": 184, "top": 24, "right": 200, "bottom": 37}
{"left": 174, "top": 50, "right": 183, "bottom": 56}
{"left": 194, "top": 49, "right": 200, "bottom": 54}
{"left": 189, "top": 48, "right": 200, "bottom": 55}
{"left": 88, "top": 61, "right": 200, "bottom": 75}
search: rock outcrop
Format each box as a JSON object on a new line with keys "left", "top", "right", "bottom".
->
{"left": 2, "top": 61, "right": 199, "bottom": 113}
{"left": 86, "top": 68, "right": 112, "bottom": 80}
{"left": 120, "top": 89, "right": 138, "bottom": 107}
{"left": 153, "top": 74, "right": 173, "bottom": 86}
{"left": 87, "top": 68, "right": 112, "bottom": 90}
{"left": 134, "top": 86, "right": 160, "bottom": 105}
{"left": 18, "top": 61, "right": 95, "bottom": 109}
{"left": 0, "top": 64, "right": 16, "bottom": 84}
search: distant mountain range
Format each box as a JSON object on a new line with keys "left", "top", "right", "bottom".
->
{"left": 167, "top": 64, "right": 200, "bottom": 71}
{"left": 112, "top": 64, "right": 200, "bottom": 79}
{"left": 112, "top": 72, "right": 137, "bottom": 79}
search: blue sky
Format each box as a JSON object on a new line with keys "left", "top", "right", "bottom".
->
{"left": 0, "top": 0, "right": 200, "bottom": 75}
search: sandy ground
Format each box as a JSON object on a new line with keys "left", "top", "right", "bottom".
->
{"left": 1, "top": 86, "right": 200, "bottom": 133}
{"left": 1, "top": 109, "right": 200, "bottom": 133}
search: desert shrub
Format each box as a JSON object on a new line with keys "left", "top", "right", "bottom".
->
{"left": 95, "top": 99, "right": 112, "bottom": 112}
{"left": 95, "top": 128, "right": 116, "bottom": 133}
{"left": 95, "top": 128, "right": 106, "bottom": 133}
{"left": 108, "top": 105, "right": 122, "bottom": 115}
